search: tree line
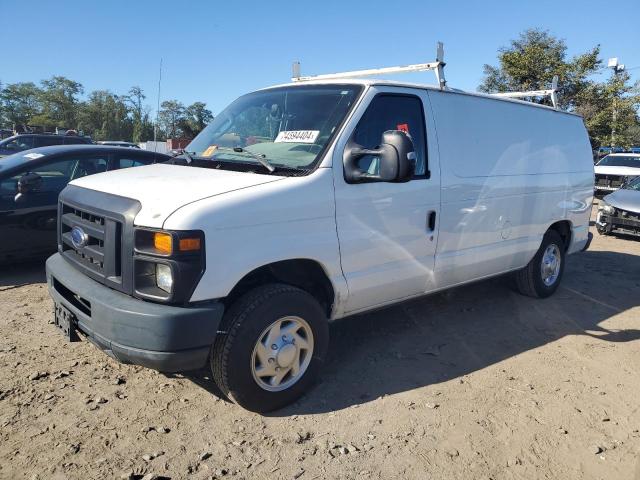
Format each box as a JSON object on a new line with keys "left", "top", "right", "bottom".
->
{"left": 0, "top": 78, "right": 213, "bottom": 143}
{"left": 1, "top": 29, "right": 638, "bottom": 148}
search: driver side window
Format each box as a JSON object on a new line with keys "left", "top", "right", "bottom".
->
{"left": 2, "top": 158, "right": 77, "bottom": 195}
{"left": 353, "top": 94, "right": 427, "bottom": 178}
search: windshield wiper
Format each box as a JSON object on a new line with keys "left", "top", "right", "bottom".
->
{"left": 231, "top": 147, "right": 276, "bottom": 173}
{"left": 172, "top": 149, "right": 195, "bottom": 164}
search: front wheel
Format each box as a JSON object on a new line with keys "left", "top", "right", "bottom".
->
{"left": 514, "top": 230, "right": 565, "bottom": 298}
{"left": 211, "top": 284, "right": 329, "bottom": 413}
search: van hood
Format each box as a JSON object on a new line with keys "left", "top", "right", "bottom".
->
{"left": 69, "top": 163, "right": 286, "bottom": 228}
{"left": 594, "top": 165, "right": 640, "bottom": 176}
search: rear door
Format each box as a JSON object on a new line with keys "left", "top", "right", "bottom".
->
{"left": 332, "top": 86, "right": 441, "bottom": 313}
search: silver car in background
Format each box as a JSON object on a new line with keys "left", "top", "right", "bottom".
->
{"left": 597, "top": 176, "right": 640, "bottom": 237}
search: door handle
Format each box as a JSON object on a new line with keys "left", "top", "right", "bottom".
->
{"left": 427, "top": 211, "right": 437, "bottom": 232}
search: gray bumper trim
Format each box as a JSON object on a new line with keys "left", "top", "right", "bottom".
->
{"left": 46, "top": 253, "right": 224, "bottom": 372}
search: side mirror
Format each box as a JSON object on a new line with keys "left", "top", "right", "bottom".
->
{"left": 343, "top": 130, "right": 416, "bottom": 183}
{"left": 17, "top": 172, "right": 42, "bottom": 194}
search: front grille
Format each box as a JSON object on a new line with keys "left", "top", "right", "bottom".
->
{"left": 57, "top": 185, "right": 141, "bottom": 295}
{"left": 60, "top": 203, "right": 122, "bottom": 281}
{"left": 617, "top": 209, "right": 640, "bottom": 223}
{"left": 595, "top": 174, "right": 624, "bottom": 190}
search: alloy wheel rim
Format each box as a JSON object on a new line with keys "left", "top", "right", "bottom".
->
{"left": 251, "top": 316, "right": 314, "bottom": 392}
{"left": 541, "top": 243, "right": 561, "bottom": 286}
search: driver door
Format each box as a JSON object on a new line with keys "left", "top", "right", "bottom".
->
{"left": 332, "top": 87, "right": 441, "bottom": 314}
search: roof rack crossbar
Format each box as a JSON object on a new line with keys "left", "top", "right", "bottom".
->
{"left": 291, "top": 42, "right": 447, "bottom": 90}
{"left": 492, "top": 76, "right": 559, "bottom": 109}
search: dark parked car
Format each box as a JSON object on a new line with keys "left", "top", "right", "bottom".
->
{"left": 0, "top": 145, "right": 171, "bottom": 263}
{"left": 0, "top": 133, "right": 93, "bottom": 157}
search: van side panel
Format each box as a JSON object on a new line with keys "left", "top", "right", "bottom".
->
{"left": 426, "top": 91, "right": 593, "bottom": 289}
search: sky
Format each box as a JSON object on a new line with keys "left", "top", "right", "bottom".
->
{"left": 1, "top": 0, "right": 639, "bottom": 116}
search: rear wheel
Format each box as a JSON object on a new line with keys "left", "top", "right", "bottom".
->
{"left": 515, "top": 230, "right": 565, "bottom": 298}
{"left": 211, "top": 284, "right": 328, "bottom": 413}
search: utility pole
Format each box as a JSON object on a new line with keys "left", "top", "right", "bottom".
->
{"left": 607, "top": 57, "right": 625, "bottom": 149}
{"left": 153, "top": 58, "right": 163, "bottom": 153}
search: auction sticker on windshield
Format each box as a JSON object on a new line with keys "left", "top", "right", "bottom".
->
{"left": 202, "top": 145, "right": 217, "bottom": 157}
{"left": 274, "top": 130, "right": 320, "bottom": 144}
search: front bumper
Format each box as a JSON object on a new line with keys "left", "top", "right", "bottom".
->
{"left": 46, "top": 253, "right": 224, "bottom": 372}
{"left": 597, "top": 211, "right": 640, "bottom": 234}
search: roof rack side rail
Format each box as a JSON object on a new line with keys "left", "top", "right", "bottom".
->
{"left": 492, "top": 75, "right": 559, "bottom": 109}
{"left": 291, "top": 42, "right": 447, "bottom": 90}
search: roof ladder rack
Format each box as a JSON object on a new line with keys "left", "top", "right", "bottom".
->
{"left": 291, "top": 42, "right": 447, "bottom": 90}
{"left": 492, "top": 76, "right": 559, "bottom": 109}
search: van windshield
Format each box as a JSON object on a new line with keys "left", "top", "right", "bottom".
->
{"left": 186, "top": 85, "right": 362, "bottom": 173}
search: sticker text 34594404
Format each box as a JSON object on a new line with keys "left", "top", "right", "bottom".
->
{"left": 274, "top": 130, "right": 320, "bottom": 144}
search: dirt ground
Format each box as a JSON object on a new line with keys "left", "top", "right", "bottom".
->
{"left": 1, "top": 204, "right": 640, "bottom": 480}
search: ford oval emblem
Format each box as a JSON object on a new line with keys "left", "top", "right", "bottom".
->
{"left": 70, "top": 226, "right": 89, "bottom": 249}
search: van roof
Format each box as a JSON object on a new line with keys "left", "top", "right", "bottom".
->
{"left": 259, "top": 78, "right": 581, "bottom": 117}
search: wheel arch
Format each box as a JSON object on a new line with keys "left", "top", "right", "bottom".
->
{"left": 547, "top": 220, "right": 572, "bottom": 251}
{"left": 223, "top": 258, "right": 336, "bottom": 318}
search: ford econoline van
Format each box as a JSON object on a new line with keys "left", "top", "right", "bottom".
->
{"left": 46, "top": 77, "right": 594, "bottom": 412}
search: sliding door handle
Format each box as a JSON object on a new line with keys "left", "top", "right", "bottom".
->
{"left": 427, "top": 211, "right": 437, "bottom": 231}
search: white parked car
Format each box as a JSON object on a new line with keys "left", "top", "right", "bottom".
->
{"left": 46, "top": 76, "right": 594, "bottom": 412}
{"left": 594, "top": 153, "right": 640, "bottom": 194}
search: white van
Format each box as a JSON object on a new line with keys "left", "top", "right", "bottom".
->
{"left": 46, "top": 72, "right": 594, "bottom": 412}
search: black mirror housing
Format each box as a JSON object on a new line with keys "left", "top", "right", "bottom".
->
{"left": 17, "top": 172, "right": 43, "bottom": 194}
{"left": 343, "top": 130, "right": 416, "bottom": 184}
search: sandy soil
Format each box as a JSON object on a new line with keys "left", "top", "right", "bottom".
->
{"left": 1, "top": 205, "right": 639, "bottom": 480}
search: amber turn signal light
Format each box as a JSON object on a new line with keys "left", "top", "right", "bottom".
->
{"left": 179, "top": 237, "right": 201, "bottom": 252}
{"left": 153, "top": 232, "right": 173, "bottom": 254}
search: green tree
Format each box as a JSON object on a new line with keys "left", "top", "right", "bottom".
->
{"left": 126, "top": 86, "right": 154, "bottom": 142}
{"left": 0, "top": 75, "right": 212, "bottom": 142}
{"left": 479, "top": 29, "right": 601, "bottom": 111}
{"left": 575, "top": 71, "right": 640, "bottom": 149}
{"left": 0, "top": 82, "right": 42, "bottom": 126}
{"left": 78, "top": 90, "right": 133, "bottom": 141}
{"left": 183, "top": 101, "right": 213, "bottom": 137}
{"left": 32, "top": 76, "right": 84, "bottom": 129}
{"left": 158, "top": 99, "right": 186, "bottom": 139}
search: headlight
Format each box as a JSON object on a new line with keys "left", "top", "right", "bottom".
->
{"left": 133, "top": 228, "right": 205, "bottom": 303}
{"left": 156, "top": 264, "right": 173, "bottom": 293}
{"left": 599, "top": 201, "right": 615, "bottom": 214}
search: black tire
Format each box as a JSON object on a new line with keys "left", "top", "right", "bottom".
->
{"left": 514, "top": 230, "right": 565, "bottom": 298}
{"left": 596, "top": 224, "right": 610, "bottom": 236}
{"left": 211, "top": 283, "right": 329, "bottom": 413}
